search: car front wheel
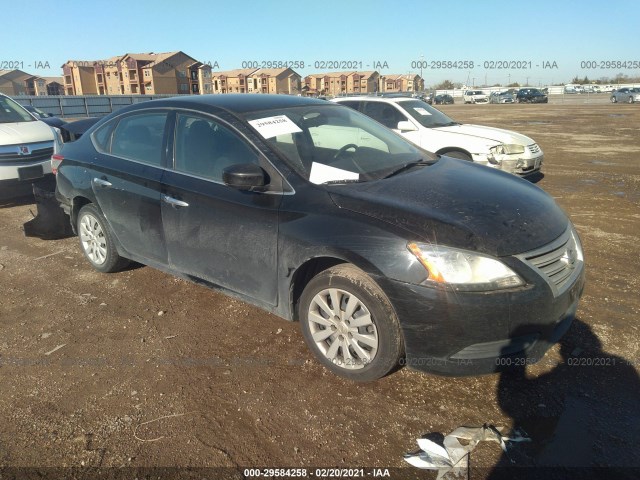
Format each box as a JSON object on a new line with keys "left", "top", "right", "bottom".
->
{"left": 611, "top": 96, "right": 617, "bottom": 103}
{"left": 77, "top": 204, "right": 129, "bottom": 273}
{"left": 628, "top": 96, "right": 634, "bottom": 104}
{"left": 299, "top": 264, "right": 404, "bottom": 382}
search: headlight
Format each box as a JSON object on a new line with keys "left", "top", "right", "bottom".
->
{"left": 490, "top": 144, "right": 525, "bottom": 155}
{"left": 570, "top": 227, "right": 584, "bottom": 262}
{"left": 407, "top": 243, "right": 525, "bottom": 291}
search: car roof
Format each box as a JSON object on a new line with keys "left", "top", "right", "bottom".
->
{"left": 333, "top": 96, "right": 416, "bottom": 104}
{"left": 118, "top": 94, "right": 330, "bottom": 115}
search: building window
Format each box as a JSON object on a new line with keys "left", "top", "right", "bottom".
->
{"left": 180, "top": 84, "right": 188, "bottom": 92}
{"left": 144, "top": 70, "right": 150, "bottom": 77}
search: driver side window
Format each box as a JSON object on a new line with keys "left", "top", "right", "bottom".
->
{"left": 362, "top": 102, "right": 406, "bottom": 129}
{"left": 174, "top": 114, "right": 259, "bottom": 182}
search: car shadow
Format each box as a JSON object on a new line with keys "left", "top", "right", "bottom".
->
{"left": 487, "top": 318, "right": 640, "bottom": 480}
{"left": 0, "top": 193, "right": 35, "bottom": 209}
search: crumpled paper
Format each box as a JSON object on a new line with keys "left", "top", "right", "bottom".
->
{"left": 404, "top": 424, "right": 530, "bottom": 479}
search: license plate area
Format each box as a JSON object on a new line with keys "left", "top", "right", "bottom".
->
{"left": 18, "top": 164, "right": 44, "bottom": 181}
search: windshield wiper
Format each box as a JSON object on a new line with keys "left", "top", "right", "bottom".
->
{"left": 382, "top": 159, "right": 432, "bottom": 179}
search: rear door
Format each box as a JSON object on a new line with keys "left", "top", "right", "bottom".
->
{"left": 90, "top": 110, "right": 169, "bottom": 264}
{"left": 161, "top": 112, "right": 281, "bottom": 305}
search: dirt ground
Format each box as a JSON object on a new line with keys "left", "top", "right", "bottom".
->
{"left": 0, "top": 98, "right": 638, "bottom": 480}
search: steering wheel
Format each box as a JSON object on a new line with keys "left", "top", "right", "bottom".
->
{"left": 333, "top": 143, "right": 359, "bottom": 160}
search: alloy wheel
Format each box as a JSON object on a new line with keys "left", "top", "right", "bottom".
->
{"left": 79, "top": 213, "right": 108, "bottom": 265}
{"left": 307, "top": 288, "right": 378, "bottom": 370}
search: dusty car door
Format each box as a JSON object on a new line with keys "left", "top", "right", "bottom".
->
{"left": 160, "top": 112, "right": 281, "bottom": 305}
{"left": 90, "top": 111, "right": 169, "bottom": 264}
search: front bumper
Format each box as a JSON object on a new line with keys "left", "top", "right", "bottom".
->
{"left": 0, "top": 158, "right": 52, "bottom": 182}
{"left": 473, "top": 152, "right": 543, "bottom": 176}
{"left": 374, "top": 242, "right": 585, "bottom": 376}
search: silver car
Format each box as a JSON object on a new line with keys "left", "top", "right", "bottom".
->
{"left": 489, "top": 91, "right": 515, "bottom": 104}
{"left": 610, "top": 87, "right": 640, "bottom": 103}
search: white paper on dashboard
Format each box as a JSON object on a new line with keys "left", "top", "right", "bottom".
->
{"left": 414, "top": 107, "right": 432, "bottom": 116}
{"left": 248, "top": 115, "right": 302, "bottom": 139}
{"left": 309, "top": 162, "right": 359, "bottom": 185}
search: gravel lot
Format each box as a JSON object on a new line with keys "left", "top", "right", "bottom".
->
{"left": 0, "top": 100, "right": 638, "bottom": 479}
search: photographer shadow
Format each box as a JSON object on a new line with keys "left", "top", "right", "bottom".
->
{"left": 488, "top": 318, "right": 640, "bottom": 480}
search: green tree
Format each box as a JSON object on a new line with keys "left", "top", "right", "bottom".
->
{"left": 434, "top": 80, "right": 454, "bottom": 89}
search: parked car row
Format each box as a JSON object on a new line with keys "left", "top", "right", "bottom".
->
{"left": 2, "top": 92, "right": 585, "bottom": 383}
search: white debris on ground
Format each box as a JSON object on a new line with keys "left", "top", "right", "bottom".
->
{"left": 404, "top": 424, "right": 530, "bottom": 479}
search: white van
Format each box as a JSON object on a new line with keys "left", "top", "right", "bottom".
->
{"left": 0, "top": 94, "right": 54, "bottom": 190}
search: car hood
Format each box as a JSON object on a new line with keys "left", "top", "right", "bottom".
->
{"left": 0, "top": 121, "right": 54, "bottom": 145}
{"left": 329, "top": 157, "right": 567, "bottom": 257}
{"left": 434, "top": 123, "right": 535, "bottom": 146}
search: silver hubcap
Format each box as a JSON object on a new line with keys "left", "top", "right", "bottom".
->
{"left": 307, "top": 288, "right": 378, "bottom": 370}
{"left": 79, "top": 214, "right": 107, "bottom": 265}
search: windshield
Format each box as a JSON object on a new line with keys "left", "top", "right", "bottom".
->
{"left": 0, "top": 96, "right": 36, "bottom": 123}
{"left": 395, "top": 99, "right": 458, "bottom": 128}
{"left": 244, "top": 104, "right": 435, "bottom": 184}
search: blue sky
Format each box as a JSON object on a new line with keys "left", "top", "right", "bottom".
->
{"left": 2, "top": 0, "right": 638, "bottom": 87}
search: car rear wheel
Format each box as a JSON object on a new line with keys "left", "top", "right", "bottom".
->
{"left": 299, "top": 264, "right": 404, "bottom": 382}
{"left": 611, "top": 96, "right": 617, "bottom": 103}
{"left": 442, "top": 150, "right": 473, "bottom": 161}
{"left": 77, "top": 204, "right": 129, "bottom": 273}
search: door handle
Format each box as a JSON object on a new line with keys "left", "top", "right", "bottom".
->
{"left": 162, "top": 194, "right": 189, "bottom": 208}
{"left": 93, "top": 178, "right": 112, "bottom": 188}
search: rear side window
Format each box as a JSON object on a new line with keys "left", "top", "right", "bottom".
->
{"left": 109, "top": 112, "right": 168, "bottom": 166}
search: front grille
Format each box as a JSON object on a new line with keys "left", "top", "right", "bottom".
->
{"left": 0, "top": 147, "right": 53, "bottom": 164}
{"left": 528, "top": 143, "right": 541, "bottom": 154}
{"left": 519, "top": 227, "right": 582, "bottom": 295}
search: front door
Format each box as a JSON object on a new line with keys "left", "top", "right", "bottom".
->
{"left": 161, "top": 112, "right": 281, "bottom": 305}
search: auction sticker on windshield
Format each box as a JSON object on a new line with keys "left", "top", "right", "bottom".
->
{"left": 248, "top": 115, "right": 302, "bottom": 139}
{"left": 413, "top": 107, "right": 432, "bottom": 116}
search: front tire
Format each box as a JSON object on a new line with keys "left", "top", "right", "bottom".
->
{"left": 77, "top": 204, "right": 129, "bottom": 273}
{"left": 611, "top": 96, "right": 617, "bottom": 103}
{"left": 628, "top": 96, "right": 634, "bottom": 104}
{"left": 299, "top": 264, "right": 404, "bottom": 382}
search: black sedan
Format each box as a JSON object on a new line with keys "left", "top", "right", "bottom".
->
{"left": 433, "top": 94, "right": 454, "bottom": 105}
{"left": 55, "top": 95, "right": 584, "bottom": 381}
{"left": 516, "top": 88, "right": 549, "bottom": 103}
{"left": 23, "top": 105, "right": 67, "bottom": 127}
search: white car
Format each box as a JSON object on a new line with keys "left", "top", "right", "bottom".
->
{"left": 0, "top": 93, "right": 54, "bottom": 192}
{"left": 463, "top": 90, "right": 489, "bottom": 104}
{"left": 332, "top": 96, "right": 543, "bottom": 176}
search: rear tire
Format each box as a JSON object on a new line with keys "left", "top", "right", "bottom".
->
{"left": 77, "top": 204, "right": 129, "bottom": 273}
{"left": 299, "top": 264, "right": 404, "bottom": 382}
{"left": 611, "top": 96, "right": 617, "bottom": 103}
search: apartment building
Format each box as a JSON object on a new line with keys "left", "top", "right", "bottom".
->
{"left": 211, "top": 69, "right": 256, "bottom": 93}
{"left": 62, "top": 51, "right": 206, "bottom": 96}
{"left": 0, "top": 70, "right": 64, "bottom": 96}
{"left": 62, "top": 60, "right": 100, "bottom": 95}
{"left": 304, "top": 71, "right": 380, "bottom": 96}
{"left": 245, "top": 68, "right": 302, "bottom": 95}
{"left": 381, "top": 74, "right": 424, "bottom": 93}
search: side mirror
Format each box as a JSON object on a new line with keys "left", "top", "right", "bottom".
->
{"left": 396, "top": 120, "right": 418, "bottom": 132}
{"left": 223, "top": 163, "right": 267, "bottom": 191}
